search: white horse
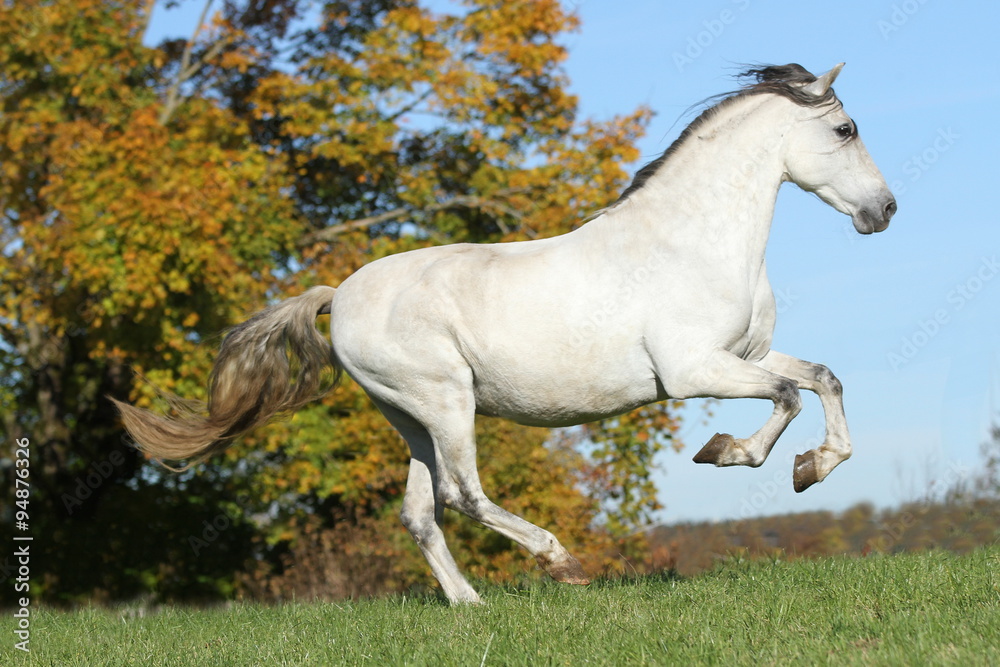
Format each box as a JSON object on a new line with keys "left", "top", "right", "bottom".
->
{"left": 115, "top": 63, "right": 896, "bottom": 604}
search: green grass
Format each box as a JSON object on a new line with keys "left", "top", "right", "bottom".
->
{"left": 4, "top": 547, "right": 999, "bottom": 666}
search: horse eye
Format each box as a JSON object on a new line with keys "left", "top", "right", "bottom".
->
{"left": 835, "top": 123, "right": 854, "bottom": 138}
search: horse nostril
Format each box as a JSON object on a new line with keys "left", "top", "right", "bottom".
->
{"left": 884, "top": 198, "right": 897, "bottom": 220}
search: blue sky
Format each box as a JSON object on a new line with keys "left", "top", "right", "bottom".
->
{"left": 149, "top": 1, "right": 1000, "bottom": 523}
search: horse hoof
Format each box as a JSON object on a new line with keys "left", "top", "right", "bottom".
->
{"left": 538, "top": 554, "right": 590, "bottom": 585}
{"left": 793, "top": 452, "right": 820, "bottom": 493}
{"left": 693, "top": 433, "right": 735, "bottom": 465}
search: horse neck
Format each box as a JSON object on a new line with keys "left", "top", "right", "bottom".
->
{"left": 604, "top": 95, "right": 791, "bottom": 276}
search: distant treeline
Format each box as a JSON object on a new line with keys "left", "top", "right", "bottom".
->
{"left": 644, "top": 498, "right": 1000, "bottom": 577}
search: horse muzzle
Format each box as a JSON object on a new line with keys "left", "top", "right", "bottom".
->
{"left": 852, "top": 195, "right": 897, "bottom": 234}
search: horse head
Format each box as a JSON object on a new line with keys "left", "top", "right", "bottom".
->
{"left": 779, "top": 63, "right": 897, "bottom": 234}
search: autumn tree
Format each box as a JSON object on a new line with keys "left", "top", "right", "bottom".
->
{"left": 1, "top": 0, "right": 678, "bottom": 602}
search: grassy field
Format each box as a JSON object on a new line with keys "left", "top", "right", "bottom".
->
{"left": 4, "top": 546, "right": 998, "bottom": 666}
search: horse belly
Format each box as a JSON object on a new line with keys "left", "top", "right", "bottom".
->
{"left": 469, "top": 347, "right": 661, "bottom": 428}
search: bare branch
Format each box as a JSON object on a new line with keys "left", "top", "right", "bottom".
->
{"left": 300, "top": 207, "right": 410, "bottom": 246}
{"left": 384, "top": 89, "right": 435, "bottom": 125}
{"left": 297, "top": 191, "right": 533, "bottom": 247}
{"left": 158, "top": 0, "right": 221, "bottom": 125}
{"left": 140, "top": 0, "right": 157, "bottom": 44}
{"left": 177, "top": 38, "right": 227, "bottom": 83}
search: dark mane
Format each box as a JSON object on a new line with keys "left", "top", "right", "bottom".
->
{"left": 615, "top": 64, "right": 841, "bottom": 203}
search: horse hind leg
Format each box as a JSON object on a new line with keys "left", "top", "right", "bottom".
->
{"left": 374, "top": 400, "right": 482, "bottom": 604}
{"left": 429, "top": 410, "right": 589, "bottom": 586}
{"left": 409, "top": 378, "right": 589, "bottom": 587}
{"left": 401, "top": 452, "right": 483, "bottom": 603}
{"left": 452, "top": 487, "right": 590, "bottom": 586}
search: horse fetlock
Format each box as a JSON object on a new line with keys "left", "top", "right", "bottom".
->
{"left": 440, "top": 578, "right": 484, "bottom": 605}
{"left": 450, "top": 590, "right": 485, "bottom": 606}
{"left": 693, "top": 433, "right": 763, "bottom": 467}
{"left": 823, "top": 437, "right": 852, "bottom": 459}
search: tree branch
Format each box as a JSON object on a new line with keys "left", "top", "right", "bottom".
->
{"left": 298, "top": 191, "right": 534, "bottom": 247}
{"left": 158, "top": 0, "right": 221, "bottom": 125}
{"left": 140, "top": 0, "right": 157, "bottom": 44}
{"left": 300, "top": 207, "right": 410, "bottom": 245}
{"left": 384, "top": 89, "right": 435, "bottom": 124}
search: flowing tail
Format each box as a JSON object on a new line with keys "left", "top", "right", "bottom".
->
{"left": 111, "top": 286, "right": 339, "bottom": 470}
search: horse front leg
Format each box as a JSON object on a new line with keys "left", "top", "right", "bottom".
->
{"left": 755, "top": 350, "right": 851, "bottom": 492}
{"left": 662, "top": 350, "right": 803, "bottom": 468}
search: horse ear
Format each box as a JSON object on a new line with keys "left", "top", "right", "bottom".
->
{"left": 802, "top": 62, "right": 845, "bottom": 96}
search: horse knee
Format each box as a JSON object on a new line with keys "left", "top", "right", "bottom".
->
{"left": 400, "top": 499, "right": 435, "bottom": 538}
{"left": 399, "top": 504, "right": 419, "bottom": 532}
{"left": 775, "top": 378, "right": 802, "bottom": 416}
{"left": 812, "top": 364, "right": 843, "bottom": 396}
